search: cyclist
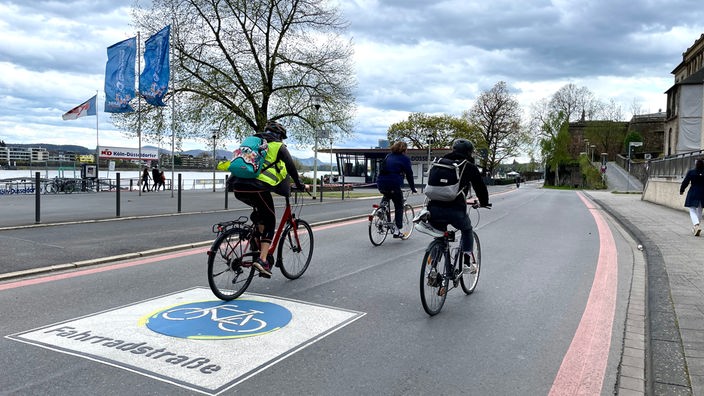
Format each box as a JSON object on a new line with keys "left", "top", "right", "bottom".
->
{"left": 423, "top": 139, "right": 489, "bottom": 274}
{"left": 231, "top": 120, "right": 306, "bottom": 278}
{"left": 376, "top": 141, "right": 417, "bottom": 238}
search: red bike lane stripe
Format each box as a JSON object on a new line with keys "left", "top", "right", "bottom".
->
{"left": 0, "top": 248, "right": 207, "bottom": 292}
{"left": 549, "top": 192, "right": 618, "bottom": 395}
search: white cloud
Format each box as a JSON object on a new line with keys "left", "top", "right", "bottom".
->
{"left": 0, "top": 0, "right": 703, "bottom": 161}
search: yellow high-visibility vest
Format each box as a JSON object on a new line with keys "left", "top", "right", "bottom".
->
{"left": 256, "top": 141, "right": 288, "bottom": 186}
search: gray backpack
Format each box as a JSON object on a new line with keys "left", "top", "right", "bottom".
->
{"left": 424, "top": 158, "right": 467, "bottom": 201}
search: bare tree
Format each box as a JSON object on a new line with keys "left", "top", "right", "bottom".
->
{"left": 549, "top": 83, "right": 598, "bottom": 122}
{"left": 465, "top": 81, "right": 527, "bottom": 177}
{"left": 121, "top": 0, "right": 356, "bottom": 149}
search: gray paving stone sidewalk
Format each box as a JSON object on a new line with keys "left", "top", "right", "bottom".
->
{"left": 589, "top": 191, "right": 703, "bottom": 396}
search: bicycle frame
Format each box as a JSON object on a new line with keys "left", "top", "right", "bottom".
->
{"left": 268, "top": 196, "right": 299, "bottom": 256}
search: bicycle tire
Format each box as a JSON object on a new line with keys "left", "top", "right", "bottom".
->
{"left": 399, "top": 204, "right": 415, "bottom": 240}
{"left": 368, "top": 207, "right": 389, "bottom": 246}
{"left": 420, "top": 241, "right": 447, "bottom": 315}
{"left": 64, "top": 181, "right": 76, "bottom": 194}
{"left": 46, "top": 182, "right": 58, "bottom": 194}
{"left": 460, "top": 231, "right": 481, "bottom": 294}
{"left": 207, "top": 229, "right": 255, "bottom": 300}
{"left": 278, "top": 219, "right": 314, "bottom": 279}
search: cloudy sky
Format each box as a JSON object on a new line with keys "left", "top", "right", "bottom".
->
{"left": 1, "top": 0, "right": 703, "bottom": 161}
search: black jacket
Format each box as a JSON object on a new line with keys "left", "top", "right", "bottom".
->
{"left": 428, "top": 152, "right": 488, "bottom": 209}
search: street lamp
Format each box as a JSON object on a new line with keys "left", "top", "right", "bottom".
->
{"left": 311, "top": 95, "right": 324, "bottom": 198}
{"left": 211, "top": 129, "right": 218, "bottom": 192}
{"left": 590, "top": 144, "right": 596, "bottom": 163}
{"left": 627, "top": 141, "right": 643, "bottom": 192}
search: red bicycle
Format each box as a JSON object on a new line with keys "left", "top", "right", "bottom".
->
{"left": 207, "top": 191, "right": 314, "bottom": 300}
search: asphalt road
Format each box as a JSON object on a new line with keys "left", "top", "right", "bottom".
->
{"left": 0, "top": 183, "right": 634, "bottom": 395}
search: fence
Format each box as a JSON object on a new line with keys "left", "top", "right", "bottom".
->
{"left": 647, "top": 150, "right": 704, "bottom": 179}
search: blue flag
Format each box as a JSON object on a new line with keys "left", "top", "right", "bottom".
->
{"left": 104, "top": 37, "right": 136, "bottom": 113}
{"left": 140, "top": 26, "right": 170, "bottom": 107}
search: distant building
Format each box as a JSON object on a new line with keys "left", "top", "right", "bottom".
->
{"left": 664, "top": 33, "right": 704, "bottom": 155}
{"left": 0, "top": 146, "right": 49, "bottom": 165}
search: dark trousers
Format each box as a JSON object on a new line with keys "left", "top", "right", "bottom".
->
{"left": 378, "top": 187, "right": 404, "bottom": 229}
{"left": 234, "top": 191, "right": 276, "bottom": 241}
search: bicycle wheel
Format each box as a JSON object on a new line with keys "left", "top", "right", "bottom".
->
{"left": 420, "top": 242, "right": 447, "bottom": 316}
{"left": 460, "top": 231, "right": 481, "bottom": 294}
{"left": 64, "top": 181, "right": 76, "bottom": 194}
{"left": 399, "top": 204, "right": 415, "bottom": 240}
{"left": 368, "top": 207, "right": 389, "bottom": 246}
{"left": 207, "top": 229, "right": 255, "bottom": 300}
{"left": 278, "top": 219, "right": 314, "bottom": 279}
{"left": 46, "top": 182, "right": 58, "bottom": 194}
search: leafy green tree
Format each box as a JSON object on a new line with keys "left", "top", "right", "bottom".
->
{"left": 387, "top": 113, "right": 482, "bottom": 149}
{"left": 122, "top": 0, "right": 356, "bottom": 150}
{"left": 465, "top": 81, "right": 528, "bottom": 177}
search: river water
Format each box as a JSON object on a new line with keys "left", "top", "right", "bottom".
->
{"left": 0, "top": 169, "right": 232, "bottom": 191}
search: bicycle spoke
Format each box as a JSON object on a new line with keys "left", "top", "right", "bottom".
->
{"left": 207, "top": 230, "right": 255, "bottom": 300}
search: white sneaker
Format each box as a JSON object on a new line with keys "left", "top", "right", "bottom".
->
{"left": 414, "top": 221, "right": 444, "bottom": 237}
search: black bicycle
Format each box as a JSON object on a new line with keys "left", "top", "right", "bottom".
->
{"left": 415, "top": 199, "right": 490, "bottom": 315}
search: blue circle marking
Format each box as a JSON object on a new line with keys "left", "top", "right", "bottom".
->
{"left": 144, "top": 300, "right": 292, "bottom": 339}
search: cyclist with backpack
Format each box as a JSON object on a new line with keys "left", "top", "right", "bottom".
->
{"left": 420, "top": 139, "right": 490, "bottom": 274}
{"left": 376, "top": 141, "right": 418, "bottom": 238}
{"left": 230, "top": 120, "right": 306, "bottom": 278}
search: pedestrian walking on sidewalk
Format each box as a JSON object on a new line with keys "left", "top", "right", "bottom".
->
{"left": 680, "top": 158, "right": 704, "bottom": 236}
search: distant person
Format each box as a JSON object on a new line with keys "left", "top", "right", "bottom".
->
{"left": 515, "top": 175, "right": 520, "bottom": 188}
{"left": 680, "top": 158, "right": 704, "bottom": 236}
{"left": 376, "top": 141, "right": 417, "bottom": 238}
{"left": 159, "top": 170, "right": 166, "bottom": 191}
{"left": 152, "top": 167, "right": 161, "bottom": 191}
{"left": 141, "top": 167, "right": 151, "bottom": 192}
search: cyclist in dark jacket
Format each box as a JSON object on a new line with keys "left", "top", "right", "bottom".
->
{"left": 427, "top": 139, "right": 489, "bottom": 273}
{"left": 680, "top": 158, "right": 704, "bottom": 236}
{"left": 376, "top": 141, "right": 417, "bottom": 238}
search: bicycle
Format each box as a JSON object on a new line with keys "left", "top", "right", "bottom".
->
{"left": 368, "top": 189, "right": 415, "bottom": 246}
{"left": 207, "top": 190, "right": 314, "bottom": 301}
{"left": 415, "top": 199, "right": 490, "bottom": 316}
{"left": 43, "top": 177, "right": 76, "bottom": 194}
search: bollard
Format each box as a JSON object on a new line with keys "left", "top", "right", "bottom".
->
{"left": 177, "top": 173, "right": 182, "bottom": 213}
{"left": 320, "top": 176, "right": 324, "bottom": 203}
{"left": 35, "top": 172, "right": 41, "bottom": 223}
{"left": 224, "top": 176, "right": 229, "bottom": 210}
{"left": 116, "top": 173, "right": 121, "bottom": 217}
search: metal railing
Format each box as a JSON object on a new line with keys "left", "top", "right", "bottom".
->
{"left": 647, "top": 150, "right": 704, "bottom": 179}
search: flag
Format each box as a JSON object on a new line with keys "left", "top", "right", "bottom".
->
{"left": 140, "top": 25, "right": 170, "bottom": 107}
{"left": 62, "top": 95, "right": 97, "bottom": 120}
{"left": 104, "top": 37, "right": 136, "bottom": 113}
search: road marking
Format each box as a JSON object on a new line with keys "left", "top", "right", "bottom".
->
{"left": 7, "top": 287, "right": 365, "bottom": 395}
{"left": 0, "top": 249, "right": 206, "bottom": 292}
{"left": 549, "top": 192, "right": 618, "bottom": 395}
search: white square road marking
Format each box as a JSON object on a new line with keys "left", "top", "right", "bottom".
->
{"left": 6, "top": 287, "right": 365, "bottom": 395}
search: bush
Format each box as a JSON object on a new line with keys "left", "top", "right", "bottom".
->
{"left": 579, "top": 155, "right": 606, "bottom": 189}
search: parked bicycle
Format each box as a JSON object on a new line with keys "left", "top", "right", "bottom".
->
{"left": 207, "top": 190, "right": 314, "bottom": 300}
{"left": 414, "top": 198, "right": 490, "bottom": 316}
{"left": 43, "top": 177, "right": 76, "bottom": 194}
{"left": 368, "top": 189, "right": 415, "bottom": 246}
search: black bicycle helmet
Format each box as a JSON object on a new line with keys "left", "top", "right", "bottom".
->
{"left": 452, "top": 139, "right": 474, "bottom": 159}
{"left": 264, "top": 120, "right": 287, "bottom": 139}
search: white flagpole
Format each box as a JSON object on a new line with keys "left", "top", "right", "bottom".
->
{"left": 170, "top": 18, "right": 175, "bottom": 198}
{"left": 137, "top": 31, "right": 142, "bottom": 196}
{"left": 95, "top": 90, "right": 99, "bottom": 181}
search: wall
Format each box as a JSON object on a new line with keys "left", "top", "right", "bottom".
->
{"left": 642, "top": 178, "right": 687, "bottom": 212}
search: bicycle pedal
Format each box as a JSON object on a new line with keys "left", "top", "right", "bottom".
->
{"left": 258, "top": 272, "right": 272, "bottom": 279}
{"left": 437, "top": 286, "right": 447, "bottom": 297}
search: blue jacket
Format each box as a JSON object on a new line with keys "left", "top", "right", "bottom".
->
{"left": 680, "top": 167, "right": 704, "bottom": 207}
{"left": 376, "top": 152, "right": 416, "bottom": 191}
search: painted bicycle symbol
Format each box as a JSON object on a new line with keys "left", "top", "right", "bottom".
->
{"left": 162, "top": 304, "right": 267, "bottom": 333}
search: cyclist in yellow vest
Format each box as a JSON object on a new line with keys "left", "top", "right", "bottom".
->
{"left": 231, "top": 120, "right": 307, "bottom": 277}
